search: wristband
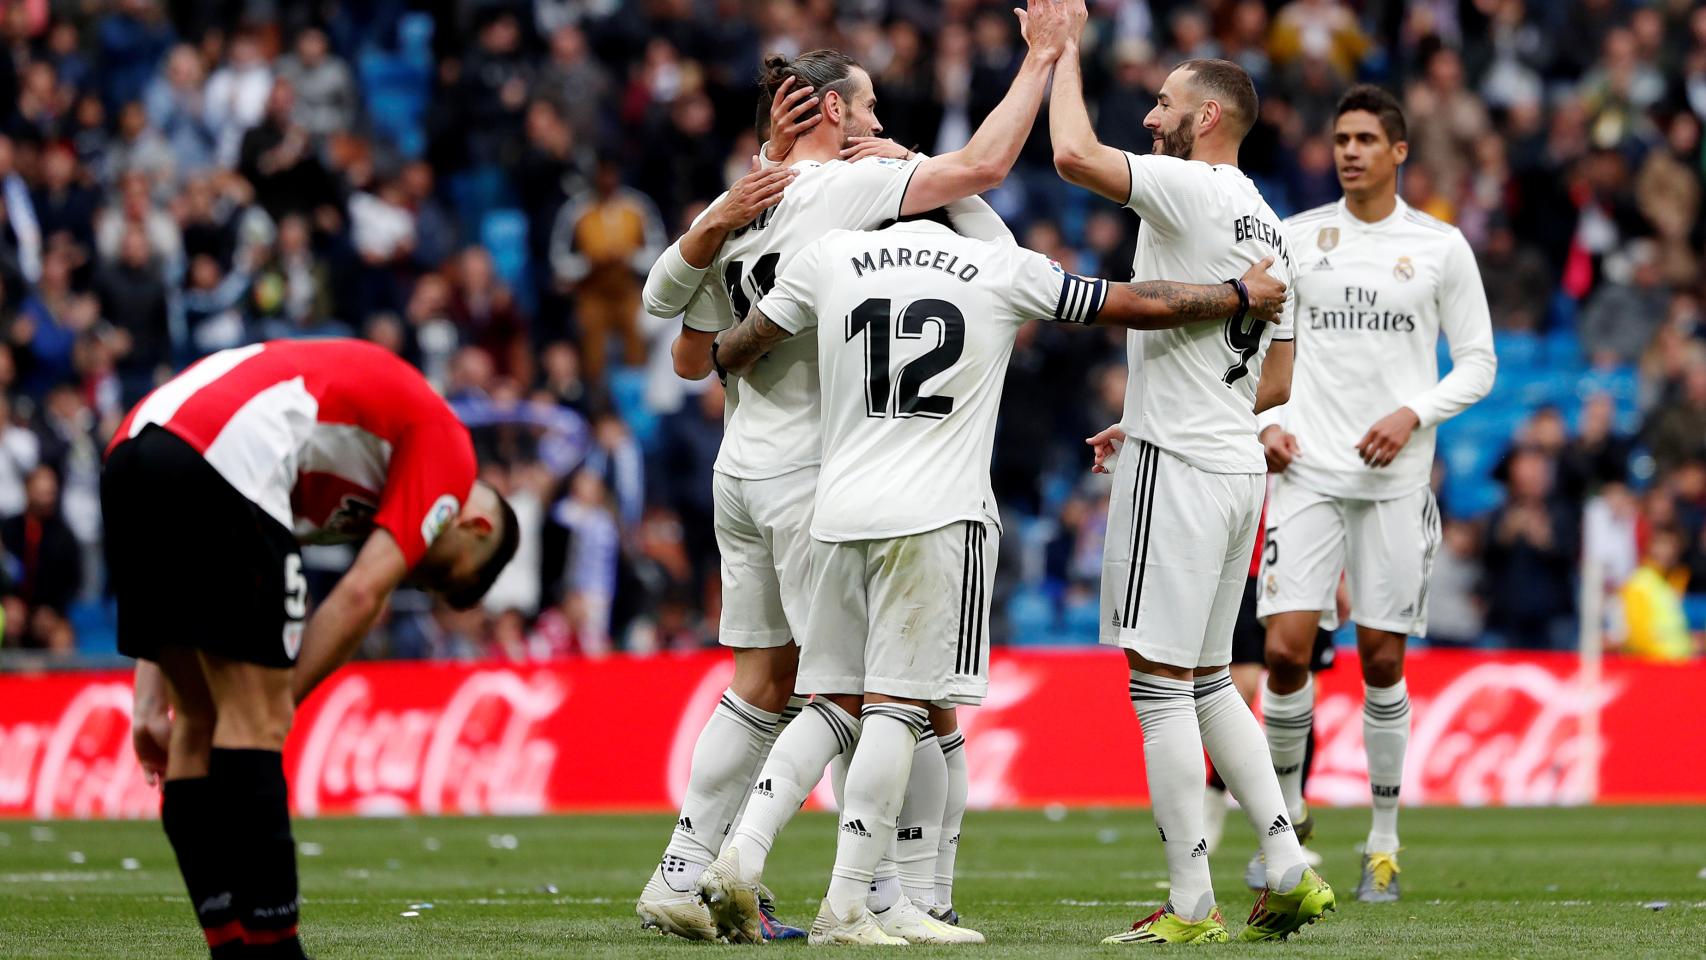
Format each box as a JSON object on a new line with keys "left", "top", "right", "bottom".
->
{"left": 710, "top": 339, "right": 729, "bottom": 383}
{"left": 1224, "top": 278, "right": 1250, "bottom": 325}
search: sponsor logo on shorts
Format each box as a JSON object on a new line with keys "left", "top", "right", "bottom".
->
{"left": 421, "top": 494, "right": 460, "bottom": 547}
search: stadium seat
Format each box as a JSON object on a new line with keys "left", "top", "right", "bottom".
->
{"left": 606, "top": 366, "right": 658, "bottom": 448}
{"left": 1494, "top": 331, "right": 1542, "bottom": 370}
{"left": 69, "top": 600, "right": 118, "bottom": 655}
{"left": 1686, "top": 594, "right": 1706, "bottom": 631}
{"left": 480, "top": 210, "right": 530, "bottom": 293}
{"left": 1060, "top": 594, "right": 1102, "bottom": 643}
{"left": 397, "top": 12, "right": 435, "bottom": 67}
{"left": 1544, "top": 328, "right": 1583, "bottom": 370}
{"left": 1006, "top": 587, "right": 1058, "bottom": 645}
{"left": 359, "top": 51, "right": 429, "bottom": 158}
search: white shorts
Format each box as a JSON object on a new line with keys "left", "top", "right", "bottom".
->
{"left": 798, "top": 520, "right": 996, "bottom": 705}
{"left": 1255, "top": 476, "right": 1442, "bottom": 636}
{"left": 1099, "top": 440, "right": 1263, "bottom": 669}
{"left": 712, "top": 467, "right": 818, "bottom": 648}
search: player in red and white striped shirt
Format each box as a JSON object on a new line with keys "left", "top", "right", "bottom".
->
{"left": 104, "top": 339, "right": 518, "bottom": 959}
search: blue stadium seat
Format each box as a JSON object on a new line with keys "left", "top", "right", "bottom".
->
{"left": 359, "top": 51, "right": 429, "bottom": 158}
{"left": 1494, "top": 331, "right": 1543, "bottom": 370}
{"left": 1060, "top": 595, "right": 1102, "bottom": 644}
{"left": 397, "top": 12, "right": 435, "bottom": 67}
{"left": 1006, "top": 587, "right": 1058, "bottom": 645}
{"left": 70, "top": 600, "right": 118, "bottom": 655}
{"left": 1545, "top": 328, "right": 1583, "bottom": 370}
{"left": 606, "top": 366, "right": 658, "bottom": 448}
{"left": 480, "top": 209, "right": 530, "bottom": 292}
{"left": 1686, "top": 594, "right": 1706, "bottom": 631}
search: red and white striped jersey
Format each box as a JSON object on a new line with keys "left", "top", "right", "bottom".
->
{"left": 109, "top": 340, "right": 478, "bottom": 568}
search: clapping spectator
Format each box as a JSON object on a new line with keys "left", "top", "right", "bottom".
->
{"left": 549, "top": 161, "right": 664, "bottom": 382}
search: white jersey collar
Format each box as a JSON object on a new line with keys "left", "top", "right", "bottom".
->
{"left": 1338, "top": 195, "right": 1409, "bottom": 230}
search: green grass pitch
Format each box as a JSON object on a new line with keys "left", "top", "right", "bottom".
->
{"left": 2, "top": 806, "right": 1703, "bottom": 958}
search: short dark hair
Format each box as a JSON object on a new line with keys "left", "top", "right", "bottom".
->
{"left": 444, "top": 483, "right": 520, "bottom": 611}
{"left": 755, "top": 49, "right": 861, "bottom": 138}
{"left": 1176, "top": 58, "right": 1258, "bottom": 140}
{"left": 1335, "top": 84, "right": 1407, "bottom": 145}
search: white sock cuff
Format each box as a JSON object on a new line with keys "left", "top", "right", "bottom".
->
{"left": 807, "top": 697, "right": 863, "bottom": 752}
{"left": 1364, "top": 677, "right": 1409, "bottom": 709}
{"left": 938, "top": 730, "right": 965, "bottom": 756}
{"left": 1262, "top": 675, "right": 1314, "bottom": 716}
{"left": 717, "top": 690, "right": 783, "bottom": 736}
{"left": 1128, "top": 670, "right": 1194, "bottom": 703}
{"left": 861, "top": 701, "right": 930, "bottom": 739}
{"left": 779, "top": 694, "right": 810, "bottom": 726}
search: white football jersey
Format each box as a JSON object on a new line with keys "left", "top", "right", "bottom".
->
{"left": 1264, "top": 197, "right": 1497, "bottom": 500}
{"left": 680, "top": 156, "right": 924, "bottom": 481}
{"left": 1119, "top": 153, "right": 1297, "bottom": 474}
{"left": 758, "top": 220, "right": 1106, "bottom": 541}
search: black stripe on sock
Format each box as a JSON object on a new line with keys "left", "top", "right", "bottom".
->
{"left": 808, "top": 699, "right": 855, "bottom": 753}
{"left": 938, "top": 731, "right": 965, "bottom": 756}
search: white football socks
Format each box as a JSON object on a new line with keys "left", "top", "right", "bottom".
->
{"left": 826, "top": 703, "right": 928, "bottom": 919}
{"left": 718, "top": 695, "right": 807, "bottom": 857}
{"left": 1363, "top": 678, "right": 1410, "bottom": 853}
{"left": 934, "top": 729, "right": 967, "bottom": 910}
{"left": 1128, "top": 671, "right": 1214, "bottom": 922}
{"left": 660, "top": 690, "right": 783, "bottom": 886}
{"left": 1196, "top": 672, "right": 1306, "bottom": 891}
{"left": 726, "top": 698, "right": 861, "bottom": 885}
{"left": 896, "top": 730, "right": 948, "bottom": 907}
{"left": 1262, "top": 675, "right": 1314, "bottom": 824}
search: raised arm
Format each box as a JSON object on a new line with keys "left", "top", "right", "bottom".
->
{"left": 1049, "top": 16, "right": 1131, "bottom": 204}
{"left": 713, "top": 308, "right": 796, "bottom": 377}
{"left": 898, "top": 0, "right": 1076, "bottom": 214}
{"left": 642, "top": 160, "right": 795, "bottom": 318}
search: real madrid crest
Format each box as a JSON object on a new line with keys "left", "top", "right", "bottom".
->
{"left": 1317, "top": 227, "right": 1338, "bottom": 251}
{"left": 1393, "top": 256, "right": 1415, "bottom": 281}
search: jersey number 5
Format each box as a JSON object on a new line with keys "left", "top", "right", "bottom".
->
{"left": 1222, "top": 314, "right": 1263, "bottom": 386}
{"left": 846, "top": 297, "right": 964, "bottom": 419}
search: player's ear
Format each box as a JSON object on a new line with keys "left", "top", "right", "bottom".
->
{"left": 1199, "top": 99, "right": 1219, "bottom": 135}
{"left": 1391, "top": 140, "right": 1409, "bottom": 166}
{"left": 461, "top": 514, "right": 494, "bottom": 536}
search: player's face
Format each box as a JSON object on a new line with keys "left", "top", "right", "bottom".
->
{"left": 1333, "top": 110, "right": 1407, "bottom": 197}
{"left": 835, "top": 68, "right": 883, "bottom": 144}
{"left": 1144, "top": 71, "right": 1197, "bottom": 160}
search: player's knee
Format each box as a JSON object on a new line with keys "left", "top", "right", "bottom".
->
{"left": 1264, "top": 634, "right": 1313, "bottom": 689}
{"left": 728, "top": 654, "right": 798, "bottom": 714}
{"left": 1359, "top": 639, "right": 1405, "bottom": 687}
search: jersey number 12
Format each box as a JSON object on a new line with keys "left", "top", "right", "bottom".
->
{"left": 845, "top": 297, "right": 964, "bottom": 419}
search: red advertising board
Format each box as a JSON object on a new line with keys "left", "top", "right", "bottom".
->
{"left": 1, "top": 648, "right": 1703, "bottom": 819}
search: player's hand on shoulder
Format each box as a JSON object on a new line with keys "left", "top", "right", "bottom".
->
{"left": 1086, "top": 423, "right": 1125, "bottom": 474}
{"left": 712, "top": 156, "right": 796, "bottom": 229}
{"left": 1260, "top": 424, "right": 1300, "bottom": 473}
{"left": 766, "top": 76, "right": 821, "bottom": 162}
{"left": 841, "top": 137, "right": 913, "bottom": 164}
{"left": 1241, "top": 256, "right": 1286, "bottom": 324}
{"left": 1355, "top": 407, "right": 1421, "bottom": 469}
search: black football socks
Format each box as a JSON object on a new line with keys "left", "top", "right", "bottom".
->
{"left": 211, "top": 748, "right": 307, "bottom": 959}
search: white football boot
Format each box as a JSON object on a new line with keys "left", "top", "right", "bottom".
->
{"left": 807, "top": 898, "right": 910, "bottom": 946}
{"left": 874, "top": 895, "right": 985, "bottom": 944}
{"left": 636, "top": 862, "right": 720, "bottom": 941}
{"left": 693, "top": 849, "right": 763, "bottom": 944}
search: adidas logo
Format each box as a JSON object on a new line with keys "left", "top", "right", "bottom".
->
{"left": 1399, "top": 603, "right": 1416, "bottom": 618}
{"left": 1110, "top": 612, "right": 1122, "bottom": 628}
{"left": 897, "top": 826, "right": 924, "bottom": 841}
{"left": 675, "top": 816, "right": 695, "bottom": 834}
{"left": 1156, "top": 825, "right": 1167, "bottom": 842}
{"left": 841, "top": 819, "right": 873, "bottom": 838}
{"left": 753, "top": 779, "right": 774, "bottom": 798}
{"left": 1311, "top": 256, "right": 1333, "bottom": 271}
{"left": 1267, "top": 814, "right": 1292, "bottom": 837}
{"left": 1372, "top": 784, "right": 1401, "bottom": 799}
{"left": 1190, "top": 838, "right": 1208, "bottom": 859}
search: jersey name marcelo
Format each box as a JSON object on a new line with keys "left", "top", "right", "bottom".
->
{"left": 850, "top": 246, "right": 981, "bottom": 283}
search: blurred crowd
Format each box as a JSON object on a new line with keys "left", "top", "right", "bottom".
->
{"left": 0, "top": 0, "right": 1702, "bottom": 666}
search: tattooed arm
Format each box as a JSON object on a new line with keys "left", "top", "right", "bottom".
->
{"left": 1091, "top": 256, "right": 1286, "bottom": 331}
{"left": 713, "top": 308, "right": 796, "bottom": 377}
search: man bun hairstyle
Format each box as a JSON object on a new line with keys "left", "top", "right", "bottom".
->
{"left": 1177, "top": 58, "right": 1259, "bottom": 140}
{"left": 1335, "top": 83, "right": 1407, "bottom": 145}
{"left": 755, "top": 49, "right": 861, "bottom": 138}
{"left": 445, "top": 482, "right": 521, "bottom": 611}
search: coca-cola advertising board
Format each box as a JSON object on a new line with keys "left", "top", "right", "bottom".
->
{"left": 2, "top": 649, "right": 1703, "bottom": 819}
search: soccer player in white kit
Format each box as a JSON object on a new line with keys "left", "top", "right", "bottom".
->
{"left": 705, "top": 207, "right": 1287, "bottom": 945}
{"left": 1050, "top": 29, "right": 1337, "bottom": 943}
{"left": 633, "top": 4, "right": 1077, "bottom": 941}
{"left": 1256, "top": 85, "right": 1496, "bottom": 904}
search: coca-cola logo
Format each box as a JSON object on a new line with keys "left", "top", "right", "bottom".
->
{"left": 1305, "top": 662, "right": 1621, "bottom": 808}
{"left": 294, "top": 670, "right": 566, "bottom": 816}
{"left": 0, "top": 682, "right": 155, "bottom": 819}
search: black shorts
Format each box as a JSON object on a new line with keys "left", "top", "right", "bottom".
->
{"left": 102, "top": 425, "right": 305, "bottom": 669}
{"left": 1232, "top": 576, "right": 1335, "bottom": 671}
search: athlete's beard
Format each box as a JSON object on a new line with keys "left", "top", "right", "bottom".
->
{"left": 1153, "top": 112, "right": 1196, "bottom": 160}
